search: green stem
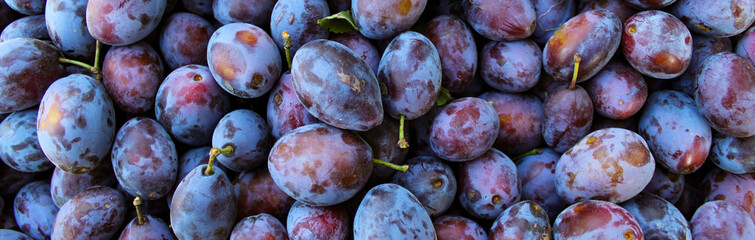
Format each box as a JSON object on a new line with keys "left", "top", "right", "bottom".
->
{"left": 93, "top": 40, "right": 101, "bottom": 69}
{"left": 283, "top": 32, "right": 292, "bottom": 69}
{"left": 513, "top": 148, "right": 542, "bottom": 162}
{"left": 133, "top": 197, "right": 144, "bottom": 225}
{"left": 373, "top": 159, "right": 409, "bottom": 172}
{"left": 58, "top": 40, "right": 103, "bottom": 82}
{"left": 204, "top": 146, "right": 234, "bottom": 176}
{"left": 397, "top": 115, "right": 409, "bottom": 149}
{"left": 569, "top": 54, "right": 581, "bottom": 90}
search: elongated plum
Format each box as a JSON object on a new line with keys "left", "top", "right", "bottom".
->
{"left": 0, "top": 230, "right": 31, "bottom": 240}
{"left": 213, "top": 109, "right": 273, "bottom": 172}
{"left": 286, "top": 201, "right": 349, "bottom": 240}
{"left": 155, "top": 65, "right": 231, "bottom": 146}
{"left": 553, "top": 200, "right": 643, "bottom": 239}
{"left": 213, "top": 0, "right": 276, "bottom": 26}
{"left": 585, "top": 60, "right": 648, "bottom": 120}
{"left": 207, "top": 23, "right": 281, "bottom": 98}
{"left": 670, "top": 0, "right": 755, "bottom": 38}
{"left": 433, "top": 215, "right": 486, "bottom": 240}
{"left": 37, "top": 74, "right": 116, "bottom": 174}
{"left": 352, "top": 0, "right": 427, "bottom": 40}
{"left": 458, "top": 149, "right": 519, "bottom": 219}
{"left": 695, "top": 52, "right": 755, "bottom": 137}
{"left": 353, "top": 183, "right": 436, "bottom": 239}
{"left": 430, "top": 97, "right": 499, "bottom": 161}
{"left": 85, "top": 0, "right": 166, "bottom": 46}
{"left": 45, "top": 0, "right": 96, "bottom": 60}
{"left": 620, "top": 193, "right": 692, "bottom": 240}
{"left": 13, "top": 181, "right": 58, "bottom": 240}
{"left": 463, "top": 0, "right": 536, "bottom": 41}
{"left": 542, "top": 84, "right": 593, "bottom": 153}
{"left": 479, "top": 40, "right": 542, "bottom": 93}
{"left": 266, "top": 73, "right": 320, "bottom": 139}
{"left": 0, "top": 38, "right": 66, "bottom": 114}
{"left": 423, "top": 15, "right": 477, "bottom": 92}
{"left": 391, "top": 156, "right": 456, "bottom": 216}
{"left": 102, "top": 42, "right": 164, "bottom": 114}
{"left": 170, "top": 164, "right": 237, "bottom": 240}
{"left": 710, "top": 133, "right": 755, "bottom": 174}
{"left": 4, "top": 0, "right": 43, "bottom": 15}
{"left": 269, "top": 0, "right": 329, "bottom": 56}
{"left": 516, "top": 148, "right": 565, "bottom": 220}
{"left": 490, "top": 201, "right": 552, "bottom": 240}
{"left": 0, "top": 15, "right": 48, "bottom": 42}
{"left": 111, "top": 117, "right": 177, "bottom": 200}
{"left": 291, "top": 40, "right": 383, "bottom": 131}
{"left": 543, "top": 10, "right": 622, "bottom": 82}
{"left": 555, "top": 128, "right": 655, "bottom": 204}
{"left": 480, "top": 92, "right": 544, "bottom": 156}
{"left": 622, "top": 10, "right": 692, "bottom": 79}
{"left": 378, "top": 31, "right": 441, "bottom": 120}
{"left": 268, "top": 123, "right": 372, "bottom": 206}
{"left": 230, "top": 214, "right": 287, "bottom": 240}
{"left": 0, "top": 108, "right": 53, "bottom": 172}
{"left": 690, "top": 200, "right": 755, "bottom": 240}
{"left": 639, "top": 90, "right": 711, "bottom": 174}
{"left": 159, "top": 12, "right": 215, "bottom": 70}
{"left": 51, "top": 186, "right": 126, "bottom": 240}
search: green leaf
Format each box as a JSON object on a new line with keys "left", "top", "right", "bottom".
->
{"left": 318, "top": 11, "right": 358, "bottom": 34}
{"left": 436, "top": 87, "right": 452, "bottom": 106}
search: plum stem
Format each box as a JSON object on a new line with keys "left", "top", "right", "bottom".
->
{"left": 373, "top": 159, "right": 408, "bottom": 172}
{"left": 569, "top": 54, "right": 581, "bottom": 90}
{"left": 58, "top": 40, "right": 103, "bottom": 82}
{"left": 513, "top": 148, "right": 542, "bottom": 162}
{"left": 283, "top": 31, "right": 292, "bottom": 69}
{"left": 397, "top": 114, "right": 409, "bottom": 149}
{"left": 93, "top": 40, "right": 101, "bottom": 70}
{"left": 205, "top": 146, "right": 234, "bottom": 176}
{"left": 133, "top": 197, "right": 144, "bottom": 225}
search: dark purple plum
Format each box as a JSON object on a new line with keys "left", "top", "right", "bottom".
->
{"left": 738, "top": 26, "right": 755, "bottom": 65}
{"left": 639, "top": 90, "right": 711, "bottom": 174}
{"left": 585, "top": 60, "right": 648, "bottom": 120}
{"left": 45, "top": 0, "right": 96, "bottom": 60}
{"left": 555, "top": 128, "right": 655, "bottom": 204}
{"left": 0, "top": 15, "right": 48, "bottom": 42}
{"left": 286, "top": 201, "right": 349, "bottom": 240}
{"left": 458, "top": 149, "right": 519, "bottom": 219}
{"left": 111, "top": 117, "right": 177, "bottom": 200}
{"left": 230, "top": 214, "right": 287, "bottom": 240}
{"left": 0, "top": 38, "right": 66, "bottom": 114}
{"left": 642, "top": 166, "right": 685, "bottom": 204}
{"left": 670, "top": 0, "right": 755, "bottom": 38}
{"left": 359, "top": 118, "right": 409, "bottom": 184}
{"left": 118, "top": 214, "right": 175, "bottom": 240}
{"left": 154, "top": 65, "right": 232, "bottom": 146}
{"left": 622, "top": 10, "right": 692, "bottom": 79}
{"left": 553, "top": 200, "right": 643, "bottom": 239}
{"left": 3, "top": 0, "right": 44, "bottom": 15}
{"left": 423, "top": 14, "right": 477, "bottom": 93}
{"left": 694, "top": 52, "right": 755, "bottom": 137}
{"left": 620, "top": 192, "right": 691, "bottom": 240}
{"left": 701, "top": 169, "right": 755, "bottom": 222}
{"left": 542, "top": 84, "right": 594, "bottom": 153}
{"left": 37, "top": 74, "right": 116, "bottom": 174}
{"left": 266, "top": 73, "right": 320, "bottom": 139}
{"left": 353, "top": 183, "right": 436, "bottom": 239}
{"left": 170, "top": 164, "right": 237, "bottom": 239}
{"left": 390, "top": 156, "right": 456, "bottom": 216}
{"left": 577, "top": 0, "right": 636, "bottom": 23}
{"left": 710, "top": 134, "right": 755, "bottom": 174}
{"left": 0, "top": 164, "right": 36, "bottom": 199}
{"left": 212, "top": 109, "right": 272, "bottom": 172}
{"left": 268, "top": 123, "right": 372, "bottom": 206}
{"left": 207, "top": 23, "right": 281, "bottom": 98}
{"left": 430, "top": 97, "right": 499, "bottom": 161}
{"left": 102, "top": 42, "right": 164, "bottom": 114}
{"left": 352, "top": 0, "right": 427, "bottom": 40}
{"left": 270, "top": 0, "right": 329, "bottom": 56}
{"left": 50, "top": 163, "right": 117, "bottom": 208}
{"left": 234, "top": 167, "right": 295, "bottom": 221}
{"left": 291, "top": 40, "right": 383, "bottom": 131}
{"left": 13, "top": 181, "right": 58, "bottom": 240}
{"left": 0, "top": 108, "right": 53, "bottom": 172}
{"left": 543, "top": 10, "right": 622, "bottom": 82}
{"left": 675, "top": 36, "right": 733, "bottom": 96}
{"left": 0, "top": 230, "right": 32, "bottom": 240}
{"left": 532, "top": 0, "right": 576, "bottom": 45}
{"left": 85, "top": 0, "right": 166, "bottom": 46}
{"left": 463, "top": 0, "right": 536, "bottom": 41}
{"left": 378, "top": 31, "right": 441, "bottom": 120}
{"left": 433, "top": 215, "right": 487, "bottom": 240}
{"left": 690, "top": 200, "right": 755, "bottom": 240}
{"left": 490, "top": 200, "right": 552, "bottom": 240}
{"left": 0, "top": 207, "right": 19, "bottom": 230}
{"left": 480, "top": 91, "right": 544, "bottom": 156}
{"left": 330, "top": 31, "right": 380, "bottom": 76}
{"left": 213, "top": 0, "right": 276, "bottom": 26}
{"left": 51, "top": 186, "right": 126, "bottom": 240}
{"left": 480, "top": 40, "right": 542, "bottom": 93}
{"left": 516, "top": 148, "right": 565, "bottom": 220}
{"left": 160, "top": 12, "right": 215, "bottom": 70}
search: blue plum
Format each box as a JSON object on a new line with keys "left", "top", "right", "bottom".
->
{"left": 674, "top": 35, "right": 732, "bottom": 96}
{"left": 0, "top": 108, "right": 53, "bottom": 172}
{"left": 489, "top": 200, "right": 552, "bottom": 240}
{"left": 390, "top": 156, "right": 456, "bottom": 216}
{"left": 270, "top": 0, "right": 329, "bottom": 56}
{"left": 584, "top": 60, "right": 648, "bottom": 120}
{"left": 352, "top": 0, "right": 427, "bottom": 40}
{"left": 102, "top": 42, "right": 164, "bottom": 114}
{"left": 516, "top": 148, "right": 565, "bottom": 220}
{"left": 0, "top": 38, "right": 66, "bottom": 114}
{"left": 553, "top": 200, "right": 643, "bottom": 239}
{"left": 85, "top": 0, "right": 166, "bottom": 46}
{"left": 458, "top": 149, "right": 519, "bottom": 219}
{"left": 701, "top": 169, "right": 755, "bottom": 223}
{"left": 690, "top": 200, "right": 755, "bottom": 240}
{"left": 170, "top": 164, "right": 237, "bottom": 239}
{"left": 160, "top": 12, "right": 215, "bottom": 70}
{"left": 213, "top": 0, "right": 275, "bottom": 26}
{"left": 433, "top": 215, "right": 487, "bottom": 240}
{"left": 51, "top": 186, "right": 126, "bottom": 240}
{"left": 45, "top": 0, "right": 96, "bottom": 60}
{"left": 212, "top": 109, "right": 273, "bottom": 172}
{"left": 710, "top": 133, "right": 755, "bottom": 174}
{"left": 622, "top": 10, "right": 692, "bottom": 79}
{"left": 670, "top": 0, "right": 755, "bottom": 38}
{"left": 0, "top": 230, "right": 32, "bottom": 240}
{"left": 330, "top": 31, "right": 381, "bottom": 76}
{"left": 230, "top": 214, "right": 287, "bottom": 240}
{"left": 480, "top": 92, "right": 544, "bottom": 156}
{"left": 359, "top": 117, "right": 408, "bottom": 184}
{"left": 620, "top": 192, "right": 692, "bottom": 240}
{"left": 3, "top": 0, "right": 44, "bottom": 15}
{"left": 13, "top": 181, "right": 58, "bottom": 240}
{"left": 463, "top": 0, "right": 536, "bottom": 41}
{"left": 118, "top": 213, "right": 175, "bottom": 240}
{"left": 286, "top": 201, "right": 350, "bottom": 240}
{"left": 0, "top": 15, "right": 48, "bottom": 42}
{"left": 423, "top": 14, "right": 477, "bottom": 92}
{"left": 49, "top": 163, "right": 117, "bottom": 208}
{"left": 353, "top": 183, "right": 436, "bottom": 239}
{"left": 234, "top": 167, "right": 295, "bottom": 221}
{"left": 266, "top": 73, "right": 320, "bottom": 139}
{"left": 694, "top": 52, "right": 755, "bottom": 137}
{"left": 430, "top": 97, "right": 499, "bottom": 161}
{"left": 642, "top": 166, "right": 685, "bottom": 204}
{"left": 532, "top": 0, "right": 575, "bottom": 45}
{"left": 480, "top": 39, "right": 541, "bottom": 93}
